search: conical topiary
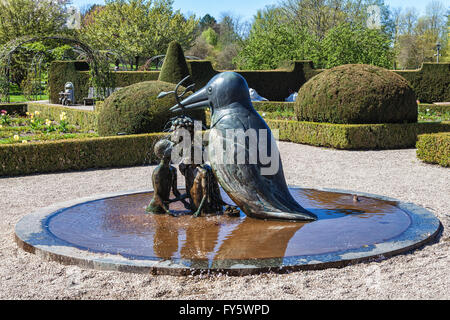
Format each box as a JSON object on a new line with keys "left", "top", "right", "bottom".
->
{"left": 158, "top": 41, "right": 192, "bottom": 85}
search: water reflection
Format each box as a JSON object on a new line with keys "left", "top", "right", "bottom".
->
{"left": 47, "top": 189, "right": 411, "bottom": 265}
{"left": 153, "top": 216, "right": 179, "bottom": 259}
{"left": 212, "top": 218, "right": 305, "bottom": 268}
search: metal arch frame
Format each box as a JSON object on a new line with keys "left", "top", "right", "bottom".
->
{"left": 0, "top": 35, "right": 102, "bottom": 103}
{"left": 75, "top": 49, "right": 129, "bottom": 71}
{"left": 142, "top": 54, "right": 201, "bottom": 71}
{"left": 26, "top": 51, "right": 46, "bottom": 102}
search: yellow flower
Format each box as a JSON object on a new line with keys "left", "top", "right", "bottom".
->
{"left": 60, "top": 112, "right": 67, "bottom": 121}
{"left": 34, "top": 111, "right": 40, "bottom": 116}
{"left": 22, "top": 140, "right": 28, "bottom": 144}
{"left": 26, "top": 112, "right": 30, "bottom": 116}
{"left": 30, "top": 114, "right": 34, "bottom": 119}
{"left": 45, "top": 119, "right": 52, "bottom": 126}
{"left": 0, "top": 125, "right": 2, "bottom": 128}
{"left": 13, "top": 135, "right": 19, "bottom": 141}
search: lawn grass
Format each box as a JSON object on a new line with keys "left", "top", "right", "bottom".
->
{"left": 258, "top": 104, "right": 450, "bottom": 122}
{"left": 7, "top": 94, "right": 49, "bottom": 103}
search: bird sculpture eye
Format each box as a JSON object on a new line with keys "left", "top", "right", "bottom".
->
{"left": 208, "top": 87, "right": 213, "bottom": 94}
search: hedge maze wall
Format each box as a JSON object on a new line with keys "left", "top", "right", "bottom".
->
{"left": 394, "top": 63, "right": 450, "bottom": 103}
{"left": 48, "top": 60, "right": 449, "bottom": 104}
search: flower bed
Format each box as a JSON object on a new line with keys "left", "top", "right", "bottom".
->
{"left": 0, "top": 109, "right": 97, "bottom": 145}
{"left": 418, "top": 104, "right": 450, "bottom": 122}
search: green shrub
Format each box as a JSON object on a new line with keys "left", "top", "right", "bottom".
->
{"left": 259, "top": 111, "right": 296, "bottom": 120}
{"left": 48, "top": 61, "right": 450, "bottom": 104}
{"left": 112, "top": 71, "right": 159, "bottom": 87}
{"left": 27, "top": 103, "right": 98, "bottom": 131}
{"left": 187, "top": 60, "right": 218, "bottom": 91}
{"left": 295, "top": 64, "right": 418, "bottom": 124}
{"left": 0, "top": 133, "right": 166, "bottom": 176}
{"left": 395, "top": 63, "right": 450, "bottom": 103}
{"left": 252, "top": 101, "right": 294, "bottom": 112}
{"left": 48, "top": 61, "right": 90, "bottom": 104}
{"left": 97, "top": 81, "right": 205, "bottom": 136}
{"left": 158, "top": 41, "right": 192, "bottom": 85}
{"left": 416, "top": 132, "right": 450, "bottom": 167}
{"left": 237, "top": 61, "right": 321, "bottom": 101}
{"left": 0, "top": 103, "right": 27, "bottom": 115}
{"left": 188, "top": 60, "right": 320, "bottom": 101}
{"left": 267, "top": 120, "right": 450, "bottom": 150}
{"left": 1, "top": 119, "right": 448, "bottom": 176}
{"left": 202, "top": 27, "right": 218, "bottom": 46}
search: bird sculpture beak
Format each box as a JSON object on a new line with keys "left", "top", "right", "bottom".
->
{"left": 170, "top": 87, "right": 209, "bottom": 113}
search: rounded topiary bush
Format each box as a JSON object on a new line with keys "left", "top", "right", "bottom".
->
{"left": 97, "top": 80, "right": 204, "bottom": 136}
{"left": 295, "top": 64, "right": 418, "bottom": 124}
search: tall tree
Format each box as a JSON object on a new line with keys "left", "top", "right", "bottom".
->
{"left": 234, "top": 6, "right": 317, "bottom": 70}
{"left": 80, "top": 0, "right": 198, "bottom": 70}
{"left": 399, "top": 7, "right": 419, "bottom": 35}
{"left": 279, "top": 0, "right": 392, "bottom": 40}
{"left": 235, "top": 3, "right": 394, "bottom": 70}
{"left": 199, "top": 14, "right": 217, "bottom": 30}
{"left": 395, "top": 1, "right": 447, "bottom": 69}
{"left": 0, "top": 0, "right": 70, "bottom": 45}
{"left": 320, "top": 22, "right": 394, "bottom": 68}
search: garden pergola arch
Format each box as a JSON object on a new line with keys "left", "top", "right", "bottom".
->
{"left": 0, "top": 35, "right": 104, "bottom": 103}
{"left": 142, "top": 54, "right": 201, "bottom": 71}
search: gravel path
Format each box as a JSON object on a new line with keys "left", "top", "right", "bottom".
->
{"left": 1, "top": 142, "right": 449, "bottom": 300}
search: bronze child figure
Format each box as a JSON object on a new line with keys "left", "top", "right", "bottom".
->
{"left": 171, "top": 117, "right": 238, "bottom": 217}
{"left": 146, "top": 139, "right": 186, "bottom": 215}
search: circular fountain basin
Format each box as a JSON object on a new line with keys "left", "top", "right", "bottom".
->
{"left": 15, "top": 187, "right": 441, "bottom": 276}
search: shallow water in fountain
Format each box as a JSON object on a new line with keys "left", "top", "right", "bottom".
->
{"left": 45, "top": 188, "right": 411, "bottom": 265}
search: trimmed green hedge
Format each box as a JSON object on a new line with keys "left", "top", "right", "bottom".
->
{"left": 78, "top": 70, "right": 160, "bottom": 88}
{"left": 112, "top": 71, "right": 159, "bottom": 87}
{"left": 252, "top": 101, "right": 294, "bottom": 112}
{"left": 48, "top": 61, "right": 90, "bottom": 104}
{"left": 0, "top": 133, "right": 166, "bottom": 176}
{"left": 267, "top": 120, "right": 450, "bottom": 150}
{"left": 27, "top": 103, "right": 98, "bottom": 131}
{"left": 416, "top": 132, "right": 450, "bottom": 167}
{"left": 237, "top": 61, "right": 321, "bottom": 101}
{"left": 188, "top": 60, "right": 320, "bottom": 101}
{"left": 395, "top": 63, "right": 450, "bottom": 103}
{"left": 0, "top": 103, "right": 27, "bottom": 115}
{"left": 49, "top": 61, "right": 159, "bottom": 104}
{"left": 1, "top": 118, "right": 449, "bottom": 176}
{"left": 50, "top": 60, "right": 322, "bottom": 103}
{"left": 49, "top": 61, "right": 450, "bottom": 103}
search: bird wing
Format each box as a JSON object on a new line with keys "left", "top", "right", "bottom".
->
{"left": 209, "top": 110, "right": 312, "bottom": 220}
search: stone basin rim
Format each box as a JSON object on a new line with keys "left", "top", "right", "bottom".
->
{"left": 14, "top": 186, "right": 442, "bottom": 276}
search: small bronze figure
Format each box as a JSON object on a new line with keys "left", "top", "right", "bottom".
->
{"left": 168, "top": 115, "right": 234, "bottom": 217}
{"left": 146, "top": 139, "right": 186, "bottom": 215}
{"left": 150, "top": 76, "right": 240, "bottom": 218}
{"left": 184, "top": 163, "right": 224, "bottom": 217}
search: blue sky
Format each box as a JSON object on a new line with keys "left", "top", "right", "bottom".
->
{"left": 71, "top": 0, "right": 440, "bottom": 22}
